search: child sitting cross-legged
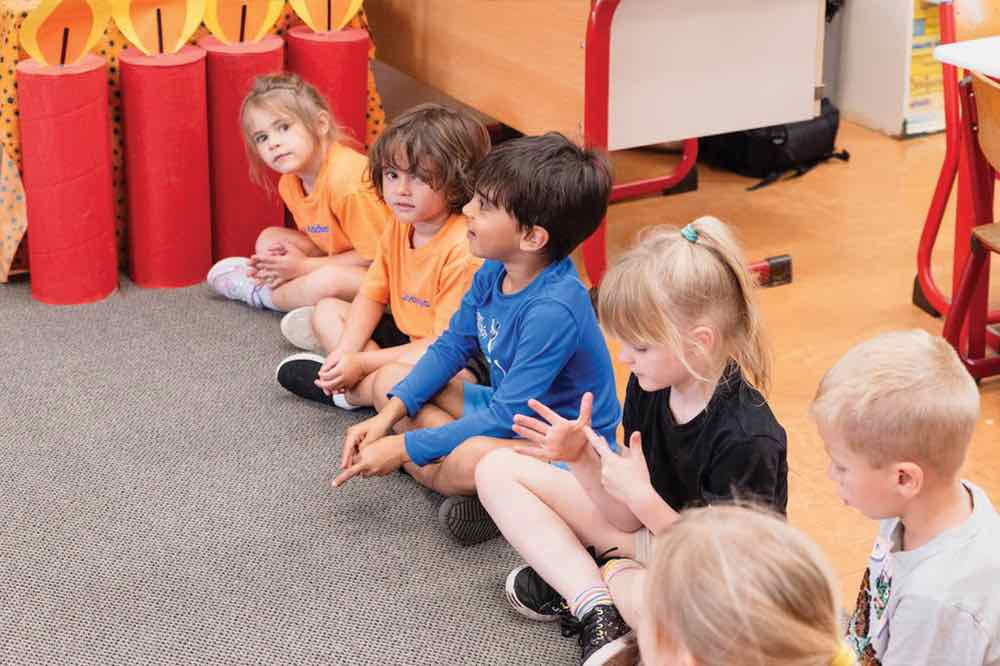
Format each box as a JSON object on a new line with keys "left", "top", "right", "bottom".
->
{"left": 208, "top": 73, "right": 391, "bottom": 311}
{"left": 640, "top": 504, "right": 857, "bottom": 666}
{"left": 275, "top": 104, "right": 491, "bottom": 409}
{"left": 331, "top": 133, "right": 622, "bottom": 549}
{"left": 474, "top": 218, "right": 788, "bottom": 666}
{"left": 812, "top": 330, "right": 1000, "bottom": 666}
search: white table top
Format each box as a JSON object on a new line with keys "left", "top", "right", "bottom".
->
{"left": 935, "top": 36, "right": 1000, "bottom": 77}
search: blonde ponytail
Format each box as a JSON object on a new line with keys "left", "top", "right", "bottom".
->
{"left": 598, "top": 216, "right": 772, "bottom": 394}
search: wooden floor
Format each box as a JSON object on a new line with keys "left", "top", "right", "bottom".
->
{"left": 596, "top": 122, "right": 1000, "bottom": 602}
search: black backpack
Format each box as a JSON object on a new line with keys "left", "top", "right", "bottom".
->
{"left": 698, "top": 98, "right": 850, "bottom": 191}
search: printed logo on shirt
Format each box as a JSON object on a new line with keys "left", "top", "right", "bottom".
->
{"left": 305, "top": 224, "right": 329, "bottom": 234}
{"left": 476, "top": 312, "right": 501, "bottom": 354}
{"left": 402, "top": 294, "right": 431, "bottom": 308}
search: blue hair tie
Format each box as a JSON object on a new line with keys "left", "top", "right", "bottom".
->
{"left": 680, "top": 224, "right": 699, "bottom": 243}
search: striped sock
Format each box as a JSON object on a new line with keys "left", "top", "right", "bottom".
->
{"left": 571, "top": 584, "right": 614, "bottom": 620}
{"left": 600, "top": 558, "right": 643, "bottom": 585}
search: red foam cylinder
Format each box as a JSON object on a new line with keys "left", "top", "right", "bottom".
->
{"left": 199, "top": 35, "right": 285, "bottom": 261}
{"left": 285, "top": 26, "right": 369, "bottom": 145}
{"left": 17, "top": 55, "right": 117, "bottom": 305}
{"left": 119, "top": 45, "right": 212, "bottom": 288}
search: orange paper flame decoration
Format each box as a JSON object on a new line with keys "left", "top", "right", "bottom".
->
{"left": 111, "top": 0, "right": 206, "bottom": 55}
{"left": 287, "top": 0, "right": 361, "bottom": 33}
{"left": 203, "top": 0, "right": 283, "bottom": 45}
{"left": 21, "top": 0, "right": 112, "bottom": 66}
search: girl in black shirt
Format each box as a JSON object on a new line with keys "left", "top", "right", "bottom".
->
{"left": 476, "top": 218, "right": 788, "bottom": 666}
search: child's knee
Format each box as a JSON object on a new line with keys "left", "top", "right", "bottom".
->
{"left": 473, "top": 447, "right": 521, "bottom": 489}
{"left": 255, "top": 226, "right": 288, "bottom": 253}
{"left": 371, "top": 362, "right": 412, "bottom": 408}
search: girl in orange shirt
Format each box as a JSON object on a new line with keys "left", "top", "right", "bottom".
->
{"left": 207, "top": 73, "right": 390, "bottom": 311}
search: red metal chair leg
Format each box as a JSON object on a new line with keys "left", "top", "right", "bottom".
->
{"left": 943, "top": 243, "right": 1000, "bottom": 380}
{"left": 943, "top": 241, "right": 988, "bottom": 349}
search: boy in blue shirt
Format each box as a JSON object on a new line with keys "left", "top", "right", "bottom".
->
{"left": 331, "top": 133, "right": 621, "bottom": 545}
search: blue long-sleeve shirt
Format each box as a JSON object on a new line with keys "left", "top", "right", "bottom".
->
{"left": 390, "top": 258, "right": 621, "bottom": 466}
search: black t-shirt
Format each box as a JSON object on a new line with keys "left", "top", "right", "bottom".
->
{"left": 622, "top": 367, "right": 788, "bottom": 514}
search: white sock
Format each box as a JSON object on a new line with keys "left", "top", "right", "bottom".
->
{"left": 254, "top": 284, "right": 277, "bottom": 311}
{"left": 332, "top": 393, "right": 363, "bottom": 410}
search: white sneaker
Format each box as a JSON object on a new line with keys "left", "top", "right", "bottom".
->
{"left": 207, "top": 257, "right": 265, "bottom": 308}
{"left": 281, "top": 306, "right": 323, "bottom": 352}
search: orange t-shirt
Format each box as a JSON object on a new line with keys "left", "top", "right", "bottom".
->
{"left": 360, "top": 213, "right": 482, "bottom": 339}
{"left": 278, "top": 143, "right": 390, "bottom": 260}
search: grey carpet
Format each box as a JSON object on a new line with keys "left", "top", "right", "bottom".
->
{"left": 0, "top": 277, "right": 578, "bottom": 665}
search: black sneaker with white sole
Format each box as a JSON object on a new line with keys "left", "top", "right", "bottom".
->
{"left": 505, "top": 565, "right": 571, "bottom": 622}
{"left": 276, "top": 353, "right": 331, "bottom": 405}
{"left": 565, "top": 605, "right": 636, "bottom": 666}
{"left": 505, "top": 546, "right": 621, "bottom": 623}
{"left": 437, "top": 495, "right": 501, "bottom": 546}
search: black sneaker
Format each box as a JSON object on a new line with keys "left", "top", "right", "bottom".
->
{"left": 564, "top": 605, "right": 636, "bottom": 666}
{"left": 276, "top": 353, "right": 331, "bottom": 405}
{"left": 505, "top": 565, "right": 571, "bottom": 622}
{"left": 437, "top": 495, "right": 501, "bottom": 546}
{"left": 505, "top": 547, "right": 621, "bottom": 623}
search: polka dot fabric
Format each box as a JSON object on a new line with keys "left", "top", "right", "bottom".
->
{"left": 0, "top": 5, "right": 385, "bottom": 282}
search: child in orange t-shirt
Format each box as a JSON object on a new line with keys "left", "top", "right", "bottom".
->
{"left": 207, "top": 73, "right": 390, "bottom": 311}
{"left": 275, "top": 104, "right": 490, "bottom": 410}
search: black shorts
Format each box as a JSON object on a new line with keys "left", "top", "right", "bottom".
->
{"left": 372, "top": 314, "right": 490, "bottom": 386}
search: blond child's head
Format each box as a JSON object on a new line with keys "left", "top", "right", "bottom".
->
{"left": 810, "top": 330, "right": 979, "bottom": 518}
{"left": 240, "top": 73, "right": 343, "bottom": 189}
{"left": 642, "top": 505, "right": 852, "bottom": 666}
{"left": 598, "top": 217, "right": 771, "bottom": 394}
{"left": 368, "top": 103, "right": 491, "bottom": 216}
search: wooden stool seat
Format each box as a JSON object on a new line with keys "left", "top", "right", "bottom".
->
{"left": 973, "top": 223, "right": 1000, "bottom": 253}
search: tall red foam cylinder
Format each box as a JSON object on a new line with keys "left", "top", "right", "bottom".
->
{"left": 286, "top": 26, "right": 369, "bottom": 144}
{"left": 199, "top": 34, "right": 285, "bottom": 261}
{"left": 119, "top": 45, "right": 212, "bottom": 287}
{"left": 16, "top": 55, "right": 117, "bottom": 305}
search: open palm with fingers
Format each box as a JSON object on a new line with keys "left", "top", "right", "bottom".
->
{"left": 511, "top": 392, "right": 594, "bottom": 463}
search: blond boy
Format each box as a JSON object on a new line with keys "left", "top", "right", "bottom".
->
{"left": 812, "top": 329, "right": 999, "bottom": 666}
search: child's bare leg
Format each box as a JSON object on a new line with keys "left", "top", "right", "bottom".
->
{"left": 312, "top": 297, "right": 351, "bottom": 351}
{"left": 475, "top": 449, "right": 636, "bottom": 603}
{"left": 417, "top": 436, "right": 517, "bottom": 496}
{"left": 369, "top": 362, "right": 471, "bottom": 484}
{"left": 604, "top": 566, "right": 645, "bottom": 629}
{"left": 272, "top": 263, "right": 367, "bottom": 310}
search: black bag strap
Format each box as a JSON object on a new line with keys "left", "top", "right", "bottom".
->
{"left": 746, "top": 149, "right": 850, "bottom": 191}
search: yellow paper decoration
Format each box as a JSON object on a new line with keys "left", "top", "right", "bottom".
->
{"left": 287, "top": 0, "right": 361, "bottom": 33}
{"left": 203, "top": 0, "right": 283, "bottom": 44}
{"left": 20, "top": 0, "right": 112, "bottom": 65}
{"left": 111, "top": 0, "right": 206, "bottom": 55}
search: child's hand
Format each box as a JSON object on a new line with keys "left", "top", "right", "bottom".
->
{"left": 250, "top": 242, "right": 305, "bottom": 287}
{"left": 340, "top": 412, "right": 395, "bottom": 470}
{"left": 316, "top": 351, "right": 366, "bottom": 393}
{"left": 585, "top": 428, "right": 653, "bottom": 506}
{"left": 511, "top": 393, "right": 593, "bottom": 463}
{"left": 333, "top": 434, "right": 407, "bottom": 487}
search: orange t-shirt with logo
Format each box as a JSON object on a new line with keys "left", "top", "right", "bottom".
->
{"left": 360, "top": 213, "right": 482, "bottom": 340}
{"left": 278, "top": 143, "right": 390, "bottom": 260}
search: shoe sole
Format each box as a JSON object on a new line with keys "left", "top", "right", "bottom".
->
{"left": 281, "top": 306, "right": 322, "bottom": 353}
{"left": 504, "top": 566, "right": 562, "bottom": 623}
{"left": 437, "top": 495, "right": 501, "bottom": 546}
{"left": 275, "top": 353, "right": 331, "bottom": 405}
{"left": 582, "top": 632, "right": 638, "bottom": 666}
